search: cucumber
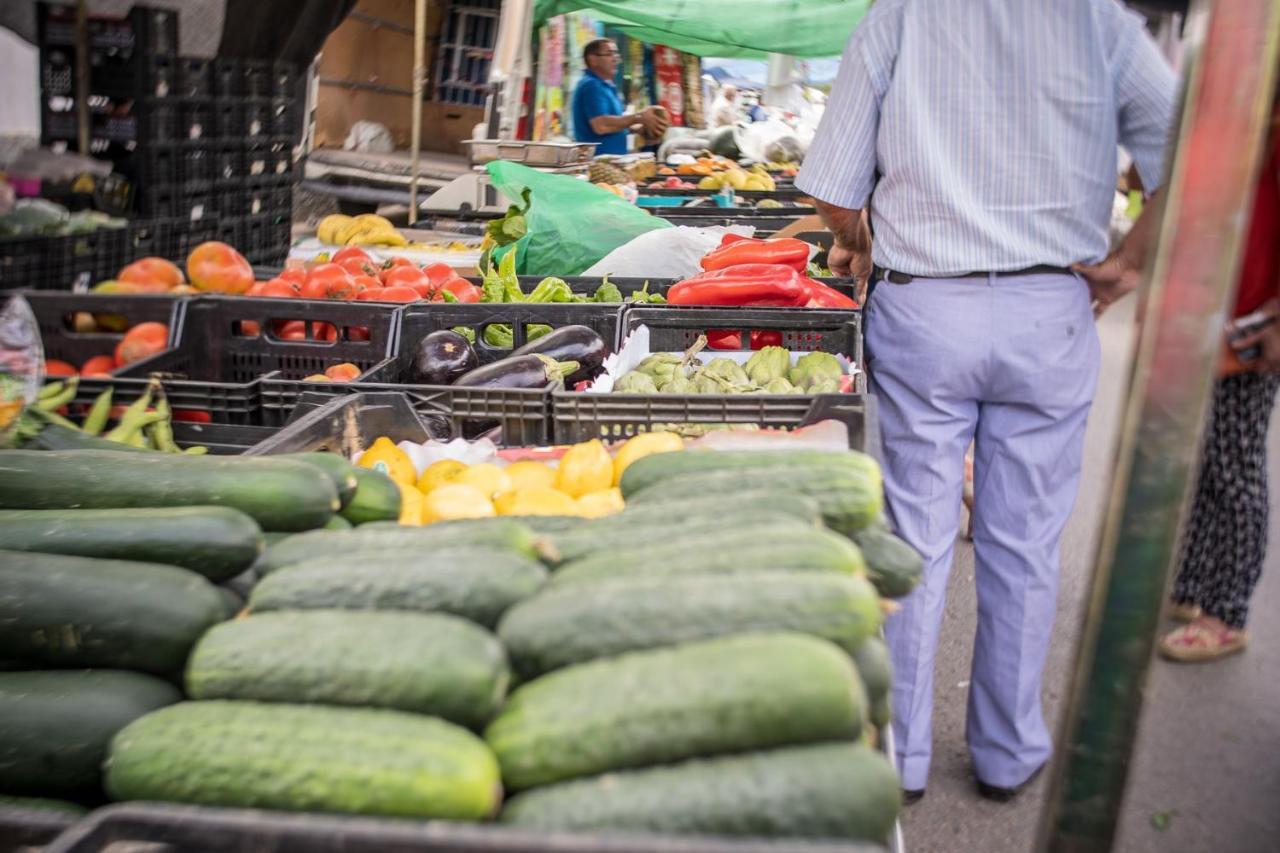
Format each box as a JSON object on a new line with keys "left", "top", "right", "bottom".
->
{"left": 275, "top": 453, "right": 359, "bottom": 509}
{"left": 340, "top": 467, "right": 401, "bottom": 524}
{"left": 0, "top": 450, "right": 338, "bottom": 532}
{"left": 484, "top": 632, "right": 865, "bottom": 790}
{"left": 0, "top": 670, "right": 181, "bottom": 795}
{"left": 186, "top": 610, "right": 509, "bottom": 728}
{"left": 0, "top": 506, "right": 263, "bottom": 582}
{"left": 217, "top": 585, "right": 244, "bottom": 618}
{"left": 249, "top": 549, "right": 548, "bottom": 627}
{"left": 258, "top": 519, "right": 548, "bottom": 575}
{"left": 620, "top": 449, "right": 881, "bottom": 495}
{"left": 552, "top": 524, "right": 865, "bottom": 585}
{"left": 106, "top": 700, "right": 502, "bottom": 820}
{"left": 853, "top": 523, "right": 924, "bottom": 598}
{"left": 323, "top": 514, "right": 353, "bottom": 530}
{"left": 500, "top": 743, "right": 901, "bottom": 843}
{"left": 499, "top": 571, "right": 883, "bottom": 678}
{"left": 853, "top": 636, "right": 893, "bottom": 728}
{"left": 0, "top": 550, "right": 226, "bottom": 674}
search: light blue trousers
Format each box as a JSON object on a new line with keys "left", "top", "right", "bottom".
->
{"left": 866, "top": 272, "right": 1100, "bottom": 791}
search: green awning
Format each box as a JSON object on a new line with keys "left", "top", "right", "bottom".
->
{"left": 534, "top": 0, "right": 868, "bottom": 58}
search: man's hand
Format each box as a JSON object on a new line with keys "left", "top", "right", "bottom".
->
{"left": 1072, "top": 253, "right": 1143, "bottom": 318}
{"left": 1231, "top": 298, "right": 1280, "bottom": 373}
{"left": 828, "top": 240, "right": 872, "bottom": 289}
{"left": 640, "top": 106, "right": 670, "bottom": 137}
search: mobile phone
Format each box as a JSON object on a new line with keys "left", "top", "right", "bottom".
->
{"left": 1227, "top": 309, "right": 1278, "bottom": 363}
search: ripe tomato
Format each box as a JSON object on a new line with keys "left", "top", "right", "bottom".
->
{"left": 119, "top": 257, "right": 185, "bottom": 290}
{"left": 441, "top": 276, "right": 483, "bottom": 303}
{"left": 337, "top": 257, "right": 376, "bottom": 278}
{"left": 422, "top": 262, "right": 457, "bottom": 287}
{"left": 259, "top": 279, "right": 300, "bottom": 298}
{"left": 172, "top": 409, "right": 212, "bottom": 423}
{"left": 115, "top": 322, "right": 169, "bottom": 366}
{"left": 374, "top": 285, "right": 420, "bottom": 303}
{"left": 355, "top": 288, "right": 387, "bottom": 301}
{"left": 351, "top": 275, "right": 380, "bottom": 293}
{"left": 245, "top": 281, "right": 268, "bottom": 297}
{"left": 332, "top": 246, "right": 373, "bottom": 266}
{"left": 187, "top": 242, "right": 253, "bottom": 294}
{"left": 381, "top": 265, "right": 429, "bottom": 292}
{"left": 273, "top": 320, "right": 309, "bottom": 340}
{"left": 304, "top": 263, "right": 354, "bottom": 300}
{"left": 238, "top": 320, "right": 261, "bottom": 337}
{"left": 44, "top": 359, "right": 78, "bottom": 377}
{"left": 80, "top": 355, "right": 118, "bottom": 376}
{"left": 312, "top": 322, "right": 339, "bottom": 342}
{"left": 324, "top": 362, "right": 362, "bottom": 382}
{"left": 277, "top": 267, "right": 306, "bottom": 286}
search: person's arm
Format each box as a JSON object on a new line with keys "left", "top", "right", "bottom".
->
{"left": 1074, "top": 15, "right": 1177, "bottom": 315}
{"left": 589, "top": 113, "right": 641, "bottom": 135}
{"left": 794, "top": 12, "right": 891, "bottom": 288}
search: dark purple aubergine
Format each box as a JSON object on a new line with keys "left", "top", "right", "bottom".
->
{"left": 453, "top": 354, "right": 580, "bottom": 390}
{"left": 411, "top": 330, "right": 478, "bottom": 384}
{"left": 510, "top": 325, "right": 608, "bottom": 385}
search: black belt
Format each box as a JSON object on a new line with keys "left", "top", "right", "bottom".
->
{"left": 875, "top": 264, "right": 1074, "bottom": 285}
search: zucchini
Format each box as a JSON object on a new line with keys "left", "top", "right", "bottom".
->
{"left": 484, "top": 632, "right": 865, "bottom": 790}
{"left": 552, "top": 523, "right": 865, "bottom": 585}
{"left": 106, "top": 700, "right": 502, "bottom": 820}
{"left": 0, "top": 795, "right": 87, "bottom": 815}
{"left": 853, "top": 636, "right": 893, "bottom": 728}
{"left": 499, "top": 571, "right": 883, "bottom": 678}
{"left": 626, "top": 466, "right": 881, "bottom": 536}
{"left": 0, "top": 506, "right": 263, "bottom": 582}
{"left": 0, "top": 550, "right": 226, "bottom": 674}
{"left": 340, "top": 467, "right": 402, "bottom": 525}
{"left": 0, "top": 450, "right": 338, "bottom": 532}
{"left": 276, "top": 452, "right": 359, "bottom": 509}
{"left": 0, "top": 670, "right": 181, "bottom": 795}
{"left": 249, "top": 549, "right": 548, "bottom": 628}
{"left": 323, "top": 514, "right": 353, "bottom": 531}
{"left": 620, "top": 449, "right": 881, "bottom": 495}
{"left": 500, "top": 743, "right": 900, "bottom": 843}
{"left": 186, "top": 610, "right": 510, "bottom": 728}
{"left": 853, "top": 523, "right": 924, "bottom": 598}
{"left": 258, "top": 519, "right": 549, "bottom": 575}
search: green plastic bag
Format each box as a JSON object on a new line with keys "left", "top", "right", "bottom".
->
{"left": 486, "top": 161, "right": 669, "bottom": 276}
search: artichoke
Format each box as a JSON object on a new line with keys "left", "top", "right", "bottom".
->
{"left": 615, "top": 371, "right": 659, "bottom": 393}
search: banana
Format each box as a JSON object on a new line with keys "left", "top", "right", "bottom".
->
{"left": 336, "top": 219, "right": 375, "bottom": 246}
{"left": 351, "top": 228, "right": 407, "bottom": 247}
{"left": 317, "top": 214, "right": 351, "bottom": 245}
{"left": 352, "top": 213, "right": 394, "bottom": 230}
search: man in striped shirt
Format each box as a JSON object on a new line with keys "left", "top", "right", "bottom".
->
{"left": 798, "top": 0, "right": 1176, "bottom": 802}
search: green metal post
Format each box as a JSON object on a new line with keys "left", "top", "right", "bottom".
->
{"left": 1038, "top": 1, "right": 1280, "bottom": 850}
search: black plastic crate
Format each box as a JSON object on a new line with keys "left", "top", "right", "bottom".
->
{"left": 216, "top": 216, "right": 246, "bottom": 250}
{"left": 552, "top": 306, "right": 865, "bottom": 443}
{"left": 143, "top": 54, "right": 175, "bottom": 98}
{"left": 211, "top": 186, "right": 247, "bottom": 219}
{"left": 126, "top": 216, "right": 217, "bottom": 266}
{"left": 181, "top": 99, "right": 213, "bottom": 142}
{"left": 0, "top": 235, "right": 53, "bottom": 291}
{"left": 53, "top": 227, "right": 132, "bottom": 290}
{"left": 214, "top": 144, "right": 244, "bottom": 183}
{"left": 272, "top": 60, "right": 298, "bottom": 97}
{"left": 172, "top": 420, "right": 279, "bottom": 454}
{"left": 270, "top": 96, "right": 298, "bottom": 137}
{"left": 242, "top": 59, "right": 275, "bottom": 98}
{"left": 243, "top": 100, "right": 272, "bottom": 140}
{"left": 179, "top": 144, "right": 213, "bottom": 187}
{"left": 130, "top": 297, "right": 401, "bottom": 427}
{"left": 25, "top": 290, "right": 183, "bottom": 369}
{"left": 212, "top": 98, "right": 241, "bottom": 141}
{"left": 268, "top": 141, "right": 296, "bottom": 179}
{"left": 247, "top": 392, "right": 445, "bottom": 456}
{"left": 243, "top": 145, "right": 271, "bottom": 179}
{"left": 137, "top": 100, "right": 179, "bottom": 142}
{"left": 44, "top": 802, "right": 886, "bottom": 853}
{"left": 176, "top": 58, "right": 212, "bottom": 98}
{"left": 212, "top": 57, "right": 241, "bottom": 97}
{"left": 0, "top": 803, "right": 83, "bottom": 851}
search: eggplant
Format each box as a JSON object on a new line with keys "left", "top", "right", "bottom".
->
{"left": 453, "top": 354, "right": 580, "bottom": 390}
{"left": 510, "top": 325, "right": 608, "bottom": 385}
{"left": 411, "top": 330, "right": 478, "bottom": 384}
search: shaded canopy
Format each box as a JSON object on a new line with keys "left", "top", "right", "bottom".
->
{"left": 534, "top": 0, "right": 870, "bottom": 58}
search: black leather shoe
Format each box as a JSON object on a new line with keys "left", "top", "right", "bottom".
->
{"left": 976, "top": 765, "right": 1044, "bottom": 802}
{"left": 902, "top": 788, "right": 925, "bottom": 805}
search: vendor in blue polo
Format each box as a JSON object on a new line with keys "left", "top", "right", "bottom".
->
{"left": 572, "top": 38, "right": 669, "bottom": 155}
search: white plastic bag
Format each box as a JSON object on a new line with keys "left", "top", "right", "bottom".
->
{"left": 581, "top": 225, "right": 755, "bottom": 279}
{"left": 343, "top": 121, "right": 394, "bottom": 154}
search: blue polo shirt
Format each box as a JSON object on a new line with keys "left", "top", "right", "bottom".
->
{"left": 572, "top": 70, "right": 627, "bottom": 155}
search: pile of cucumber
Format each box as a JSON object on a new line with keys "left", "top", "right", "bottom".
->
{"left": 0, "top": 446, "right": 924, "bottom": 846}
{"left": 0, "top": 446, "right": 400, "bottom": 813}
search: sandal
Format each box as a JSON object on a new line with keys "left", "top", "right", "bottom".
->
{"left": 1167, "top": 601, "right": 1202, "bottom": 622}
{"left": 1158, "top": 618, "right": 1248, "bottom": 662}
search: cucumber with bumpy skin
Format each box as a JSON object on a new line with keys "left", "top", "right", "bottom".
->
{"left": 499, "top": 571, "right": 882, "bottom": 677}
{"left": 552, "top": 523, "right": 864, "bottom": 585}
{"left": 250, "top": 549, "right": 548, "bottom": 627}
{"left": 0, "top": 450, "right": 338, "bottom": 532}
{"left": 0, "top": 550, "right": 227, "bottom": 673}
{"left": 500, "top": 742, "right": 900, "bottom": 843}
{"left": 186, "top": 610, "right": 509, "bottom": 727}
{"left": 484, "top": 632, "right": 865, "bottom": 790}
{"left": 258, "top": 519, "right": 548, "bottom": 575}
{"left": 106, "top": 700, "right": 501, "bottom": 819}
{"left": 0, "top": 506, "right": 262, "bottom": 582}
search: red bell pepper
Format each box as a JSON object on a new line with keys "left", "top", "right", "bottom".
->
{"left": 701, "top": 237, "right": 811, "bottom": 273}
{"left": 668, "top": 264, "right": 808, "bottom": 307}
{"left": 706, "top": 330, "right": 744, "bottom": 349}
{"left": 718, "top": 233, "right": 754, "bottom": 248}
{"left": 798, "top": 276, "right": 858, "bottom": 309}
{"left": 749, "top": 330, "right": 784, "bottom": 349}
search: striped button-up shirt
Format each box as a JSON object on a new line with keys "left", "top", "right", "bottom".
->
{"left": 797, "top": 0, "right": 1178, "bottom": 277}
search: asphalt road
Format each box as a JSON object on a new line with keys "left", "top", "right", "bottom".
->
{"left": 897, "top": 299, "right": 1280, "bottom": 853}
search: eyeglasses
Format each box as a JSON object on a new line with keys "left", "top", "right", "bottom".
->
{"left": 591, "top": 50, "right": 621, "bottom": 58}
